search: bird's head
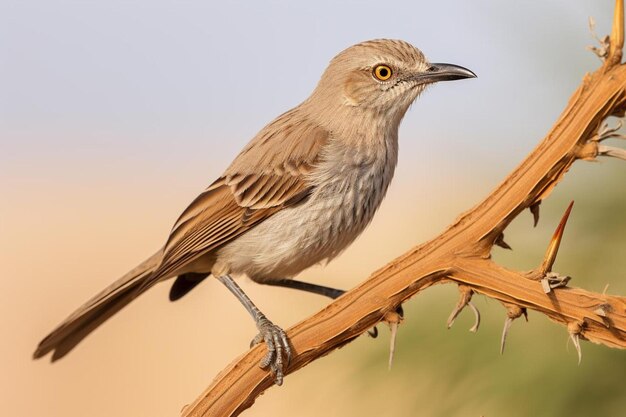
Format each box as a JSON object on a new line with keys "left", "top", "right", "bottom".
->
{"left": 310, "top": 39, "right": 475, "bottom": 122}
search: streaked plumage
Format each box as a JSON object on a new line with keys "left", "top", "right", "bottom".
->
{"left": 34, "top": 39, "right": 475, "bottom": 382}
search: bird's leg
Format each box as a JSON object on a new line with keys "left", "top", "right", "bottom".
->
{"left": 263, "top": 278, "right": 346, "bottom": 299}
{"left": 263, "top": 279, "right": 405, "bottom": 338}
{"left": 217, "top": 275, "right": 291, "bottom": 386}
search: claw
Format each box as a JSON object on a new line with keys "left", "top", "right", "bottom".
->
{"left": 279, "top": 331, "right": 291, "bottom": 366}
{"left": 367, "top": 305, "right": 404, "bottom": 339}
{"left": 258, "top": 332, "right": 275, "bottom": 369}
{"left": 251, "top": 317, "right": 291, "bottom": 386}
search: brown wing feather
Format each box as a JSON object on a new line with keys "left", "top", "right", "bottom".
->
{"left": 150, "top": 111, "right": 329, "bottom": 281}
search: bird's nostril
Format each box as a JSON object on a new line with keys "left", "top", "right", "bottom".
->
{"left": 426, "top": 65, "right": 438, "bottom": 72}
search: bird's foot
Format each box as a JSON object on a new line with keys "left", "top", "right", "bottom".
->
{"left": 368, "top": 305, "right": 403, "bottom": 338}
{"left": 250, "top": 316, "right": 291, "bottom": 386}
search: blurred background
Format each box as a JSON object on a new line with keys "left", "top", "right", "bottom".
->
{"left": 2, "top": 1, "right": 626, "bottom": 416}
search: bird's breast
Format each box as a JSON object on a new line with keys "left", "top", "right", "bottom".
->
{"left": 216, "top": 134, "right": 399, "bottom": 281}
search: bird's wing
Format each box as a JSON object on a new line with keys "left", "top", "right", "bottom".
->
{"left": 152, "top": 110, "right": 329, "bottom": 280}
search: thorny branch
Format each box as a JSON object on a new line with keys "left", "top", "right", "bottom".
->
{"left": 182, "top": 1, "right": 626, "bottom": 416}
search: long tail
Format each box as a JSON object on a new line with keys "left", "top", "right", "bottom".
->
{"left": 33, "top": 249, "right": 164, "bottom": 361}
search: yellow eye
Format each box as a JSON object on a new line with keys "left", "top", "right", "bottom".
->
{"left": 373, "top": 65, "right": 392, "bottom": 81}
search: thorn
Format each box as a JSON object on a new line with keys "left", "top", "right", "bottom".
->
{"left": 567, "top": 321, "right": 584, "bottom": 365}
{"left": 388, "top": 321, "right": 398, "bottom": 370}
{"left": 530, "top": 201, "right": 541, "bottom": 227}
{"left": 500, "top": 304, "right": 525, "bottom": 355}
{"left": 500, "top": 317, "right": 513, "bottom": 355}
{"left": 593, "top": 120, "right": 625, "bottom": 142}
{"left": 609, "top": 0, "right": 625, "bottom": 63}
{"left": 467, "top": 302, "right": 481, "bottom": 333}
{"left": 447, "top": 285, "right": 479, "bottom": 331}
{"left": 587, "top": 15, "right": 611, "bottom": 60}
{"left": 382, "top": 308, "right": 403, "bottom": 370}
{"left": 494, "top": 233, "right": 512, "bottom": 250}
{"left": 569, "top": 333, "right": 582, "bottom": 365}
{"left": 541, "top": 201, "right": 574, "bottom": 274}
{"left": 598, "top": 145, "right": 626, "bottom": 161}
{"left": 603, "top": 283, "right": 610, "bottom": 295}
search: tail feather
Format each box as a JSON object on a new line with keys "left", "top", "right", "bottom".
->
{"left": 33, "top": 249, "right": 163, "bottom": 361}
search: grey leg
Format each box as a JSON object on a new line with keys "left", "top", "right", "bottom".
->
{"left": 217, "top": 275, "right": 291, "bottom": 386}
{"left": 262, "top": 278, "right": 400, "bottom": 338}
{"left": 263, "top": 278, "right": 345, "bottom": 299}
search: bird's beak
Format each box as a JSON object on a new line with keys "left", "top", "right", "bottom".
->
{"left": 415, "top": 63, "right": 476, "bottom": 83}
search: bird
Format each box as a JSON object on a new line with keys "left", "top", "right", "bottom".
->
{"left": 33, "top": 39, "right": 475, "bottom": 385}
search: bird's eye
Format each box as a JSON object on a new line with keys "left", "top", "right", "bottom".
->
{"left": 373, "top": 65, "right": 392, "bottom": 81}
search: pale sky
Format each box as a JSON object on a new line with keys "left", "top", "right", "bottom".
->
{"left": 1, "top": 1, "right": 612, "bottom": 188}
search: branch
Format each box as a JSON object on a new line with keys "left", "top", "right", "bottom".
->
{"left": 182, "top": 2, "right": 626, "bottom": 416}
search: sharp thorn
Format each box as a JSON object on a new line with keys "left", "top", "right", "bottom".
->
{"left": 595, "top": 120, "right": 625, "bottom": 142}
{"left": 541, "top": 201, "right": 574, "bottom": 274}
{"left": 447, "top": 286, "right": 473, "bottom": 329}
{"left": 368, "top": 326, "right": 379, "bottom": 338}
{"left": 500, "top": 317, "right": 514, "bottom": 355}
{"left": 495, "top": 233, "right": 512, "bottom": 250}
{"left": 530, "top": 201, "right": 541, "bottom": 227}
{"left": 569, "top": 333, "right": 583, "bottom": 365}
{"left": 589, "top": 15, "right": 596, "bottom": 31}
{"left": 598, "top": 145, "right": 626, "bottom": 161}
{"left": 468, "top": 302, "right": 481, "bottom": 332}
{"left": 388, "top": 321, "right": 398, "bottom": 370}
{"left": 609, "top": 0, "right": 625, "bottom": 61}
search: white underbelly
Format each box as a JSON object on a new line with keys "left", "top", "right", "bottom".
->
{"left": 215, "top": 160, "right": 394, "bottom": 281}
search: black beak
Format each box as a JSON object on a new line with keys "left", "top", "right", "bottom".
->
{"left": 417, "top": 63, "right": 476, "bottom": 83}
